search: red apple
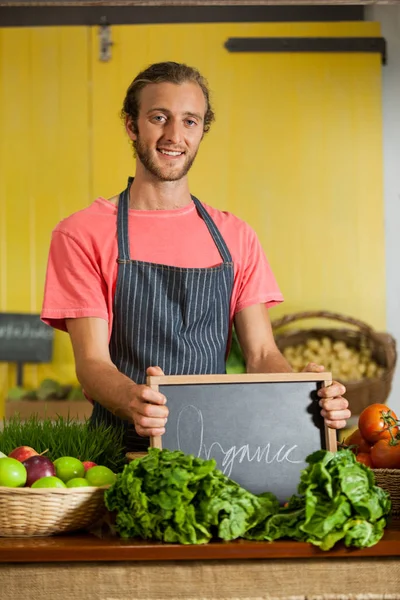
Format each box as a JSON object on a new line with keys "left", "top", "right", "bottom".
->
{"left": 22, "top": 455, "right": 56, "bottom": 487}
{"left": 82, "top": 461, "right": 97, "bottom": 472}
{"left": 9, "top": 446, "right": 38, "bottom": 462}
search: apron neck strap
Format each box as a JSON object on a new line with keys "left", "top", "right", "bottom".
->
{"left": 116, "top": 178, "right": 132, "bottom": 261}
{"left": 191, "top": 196, "right": 232, "bottom": 263}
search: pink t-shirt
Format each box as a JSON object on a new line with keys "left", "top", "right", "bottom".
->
{"left": 41, "top": 198, "right": 283, "bottom": 337}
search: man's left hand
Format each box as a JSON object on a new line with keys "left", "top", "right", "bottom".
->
{"left": 303, "top": 362, "right": 351, "bottom": 429}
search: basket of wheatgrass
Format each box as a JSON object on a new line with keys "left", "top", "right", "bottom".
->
{"left": 0, "top": 415, "right": 126, "bottom": 537}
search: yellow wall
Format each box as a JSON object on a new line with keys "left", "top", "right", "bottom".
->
{"left": 0, "top": 21, "right": 385, "bottom": 414}
{"left": 0, "top": 27, "right": 91, "bottom": 405}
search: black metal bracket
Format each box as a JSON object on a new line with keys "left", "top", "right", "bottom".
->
{"left": 225, "top": 37, "right": 387, "bottom": 65}
{"left": 0, "top": 6, "right": 364, "bottom": 28}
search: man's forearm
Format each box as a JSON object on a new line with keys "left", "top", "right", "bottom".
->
{"left": 76, "top": 359, "right": 137, "bottom": 420}
{"left": 246, "top": 349, "right": 293, "bottom": 374}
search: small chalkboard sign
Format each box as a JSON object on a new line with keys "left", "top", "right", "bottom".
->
{"left": 148, "top": 373, "right": 336, "bottom": 504}
{"left": 0, "top": 313, "right": 54, "bottom": 363}
{"left": 0, "top": 313, "right": 54, "bottom": 385}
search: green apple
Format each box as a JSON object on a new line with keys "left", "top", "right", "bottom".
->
{"left": 0, "top": 457, "right": 27, "bottom": 487}
{"left": 66, "top": 477, "right": 89, "bottom": 488}
{"left": 0, "top": 451, "right": 7, "bottom": 459}
{"left": 54, "top": 457, "right": 85, "bottom": 483}
{"left": 32, "top": 476, "right": 66, "bottom": 488}
{"left": 85, "top": 465, "right": 116, "bottom": 487}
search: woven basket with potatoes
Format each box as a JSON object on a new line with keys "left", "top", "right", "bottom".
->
{"left": 271, "top": 311, "right": 397, "bottom": 416}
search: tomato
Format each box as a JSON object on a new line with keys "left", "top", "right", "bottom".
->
{"left": 358, "top": 404, "right": 399, "bottom": 444}
{"left": 370, "top": 439, "right": 400, "bottom": 469}
{"left": 343, "top": 429, "right": 372, "bottom": 454}
{"left": 355, "top": 452, "right": 373, "bottom": 468}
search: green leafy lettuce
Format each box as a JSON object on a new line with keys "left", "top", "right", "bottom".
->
{"left": 245, "top": 448, "right": 391, "bottom": 550}
{"left": 105, "top": 447, "right": 391, "bottom": 550}
{"left": 104, "top": 448, "right": 278, "bottom": 544}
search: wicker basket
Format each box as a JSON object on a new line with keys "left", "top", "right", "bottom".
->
{"left": 0, "top": 485, "right": 108, "bottom": 537}
{"left": 373, "top": 469, "right": 400, "bottom": 518}
{"left": 271, "top": 311, "right": 397, "bottom": 416}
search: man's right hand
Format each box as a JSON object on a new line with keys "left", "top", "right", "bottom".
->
{"left": 65, "top": 318, "right": 169, "bottom": 438}
{"left": 130, "top": 366, "right": 169, "bottom": 437}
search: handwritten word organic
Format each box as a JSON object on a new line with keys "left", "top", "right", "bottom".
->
{"left": 176, "top": 405, "right": 303, "bottom": 477}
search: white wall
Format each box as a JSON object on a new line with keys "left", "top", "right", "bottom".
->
{"left": 366, "top": 6, "right": 400, "bottom": 416}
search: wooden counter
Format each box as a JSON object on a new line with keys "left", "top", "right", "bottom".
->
{"left": 0, "top": 526, "right": 400, "bottom": 562}
{"left": 0, "top": 526, "right": 399, "bottom": 600}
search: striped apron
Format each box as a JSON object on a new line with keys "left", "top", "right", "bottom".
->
{"left": 91, "top": 178, "right": 234, "bottom": 452}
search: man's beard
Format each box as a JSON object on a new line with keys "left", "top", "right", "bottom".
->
{"left": 134, "top": 136, "right": 198, "bottom": 182}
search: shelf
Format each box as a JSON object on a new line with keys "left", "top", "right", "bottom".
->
{"left": 5, "top": 400, "right": 93, "bottom": 421}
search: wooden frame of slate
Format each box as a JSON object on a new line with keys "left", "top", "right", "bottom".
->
{"left": 147, "top": 373, "right": 336, "bottom": 504}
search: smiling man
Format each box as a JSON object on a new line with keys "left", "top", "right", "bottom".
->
{"left": 41, "top": 62, "right": 350, "bottom": 452}
{"left": 131, "top": 79, "right": 204, "bottom": 181}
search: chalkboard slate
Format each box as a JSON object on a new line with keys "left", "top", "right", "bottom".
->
{"left": 0, "top": 313, "right": 54, "bottom": 363}
{"left": 148, "top": 374, "right": 335, "bottom": 504}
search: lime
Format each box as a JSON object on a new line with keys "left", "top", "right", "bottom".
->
{"left": 85, "top": 465, "right": 116, "bottom": 487}
{"left": 66, "top": 477, "right": 90, "bottom": 488}
{"left": 0, "top": 457, "right": 27, "bottom": 487}
{"left": 54, "top": 457, "right": 85, "bottom": 483}
{"left": 32, "top": 476, "right": 66, "bottom": 488}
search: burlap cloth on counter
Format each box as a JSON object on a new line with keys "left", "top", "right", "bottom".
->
{"left": 1, "top": 558, "right": 399, "bottom": 600}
